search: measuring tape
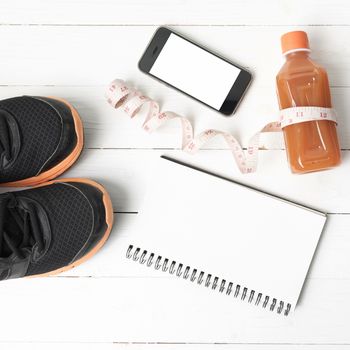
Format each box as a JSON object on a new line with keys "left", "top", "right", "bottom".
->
{"left": 106, "top": 79, "right": 337, "bottom": 174}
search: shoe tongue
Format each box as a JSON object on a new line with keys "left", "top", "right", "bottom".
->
{"left": 0, "top": 197, "right": 32, "bottom": 259}
{"left": 0, "top": 109, "right": 20, "bottom": 170}
{"left": 0, "top": 113, "right": 11, "bottom": 165}
{"left": 1, "top": 216, "right": 23, "bottom": 258}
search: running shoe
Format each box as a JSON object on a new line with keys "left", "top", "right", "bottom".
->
{"left": 0, "top": 178, "right": 113, "bottom": 280}
{"left": 0, "top": 96, "right": 83, "bottom": 186}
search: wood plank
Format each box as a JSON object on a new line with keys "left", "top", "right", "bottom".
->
{"left": 0, "top": 0, "right": 349, "bottom": 25}
{"left": 2, "top": 344, "right": 350, "bottom": 350}
{"left": 0, "top": 26, "right": 349, "bottom": 88}
{"left": 0, "top": 7, "right": 349, "bottom": 346}
{"left": 1, "top": 149, "right": 346, "bottom": 213}
{"left": 0, "top": 276, "right": 349, "bottom": 343}
{"left": 0, "top": 86, "right": 348, "bottom": 150}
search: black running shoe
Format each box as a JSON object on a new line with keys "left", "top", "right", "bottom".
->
{"left": 0, "top": 96, "right": 83, "bottom": 187}
{"left": 0, "top": 179, "right": 113, "bottom": 280}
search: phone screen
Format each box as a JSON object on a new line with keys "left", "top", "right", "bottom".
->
{"left": 149, "top": 33, "right": 242, "bottom": 111}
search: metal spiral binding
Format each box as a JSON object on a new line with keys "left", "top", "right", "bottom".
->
{"left": 126, "top": 245, "right": 291, "bottom": 316}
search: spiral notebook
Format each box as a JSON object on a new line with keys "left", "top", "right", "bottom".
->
{"left": 126, "top": 156, "right": 327, "bottom": 316}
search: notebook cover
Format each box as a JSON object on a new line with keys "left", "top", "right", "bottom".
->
{"left": 125, "top": 156, "right": 327, "bottom": 316}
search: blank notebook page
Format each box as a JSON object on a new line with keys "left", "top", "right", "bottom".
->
{"left": 127, "top": 157, "right": 327, "bottom": 315}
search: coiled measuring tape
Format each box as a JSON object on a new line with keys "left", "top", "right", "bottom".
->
{"left": 106, "top": 79, "right": 337, "bottom": 174}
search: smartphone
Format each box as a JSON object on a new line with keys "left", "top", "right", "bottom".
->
{"left": 138, "top": 27, "right": 252, "bottom": 116}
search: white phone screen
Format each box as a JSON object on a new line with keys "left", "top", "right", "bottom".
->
{"left": 150, "top": 33, "right": 241, "bottom": 110}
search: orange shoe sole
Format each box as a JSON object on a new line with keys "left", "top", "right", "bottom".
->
{"left": 1, "top": 97, "right": 84, "bottom": 187}
{"left": 29, "top": 178, "right": 114, "bottom": 278}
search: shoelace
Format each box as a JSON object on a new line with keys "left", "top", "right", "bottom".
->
{"left": 0, "top": 115, "right": 11, "bottom": 161}
{"left": 0, "top": 194, "right": 44, "bottom": 259}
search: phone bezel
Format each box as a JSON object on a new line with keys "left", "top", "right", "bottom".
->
{"left": 138, "top": 27, "right": 252, "bottom": 116}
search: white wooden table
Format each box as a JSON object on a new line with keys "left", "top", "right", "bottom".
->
{"left": 1, "top": 1, "right": 350, "bottom": 349}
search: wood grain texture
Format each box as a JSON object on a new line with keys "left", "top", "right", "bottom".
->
{"left": 2, "top": 346, "right": 350, "bottom": 350}
{"left": 1, "top": 0, "right": 350, "bottom": 348}
{"left": 2, "top": 345, "right": 350, "bottom": 350}
{"left": 0, "top": 0, "right": 349, "bottom": 25}
{"left": 0, "top": 26, "right": 349, "bottom": 87}
{"left": 0, "top": 276, "right": 350, "bottom": 343}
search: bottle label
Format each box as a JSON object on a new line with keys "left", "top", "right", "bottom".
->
{"left": 106, "top": 79, "right": 338, "bottom": 174}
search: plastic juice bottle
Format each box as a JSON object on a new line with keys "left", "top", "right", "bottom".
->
{"left": 276, "top": 31, "right": 341, "bottom": 174}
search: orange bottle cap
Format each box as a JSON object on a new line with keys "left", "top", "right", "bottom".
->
{"left": 281, "top": 31, "right": 310, "bottom": 55}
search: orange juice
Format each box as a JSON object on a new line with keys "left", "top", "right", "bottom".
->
{"left": 276, "top": 31, "right": 341, "bottom": 174}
